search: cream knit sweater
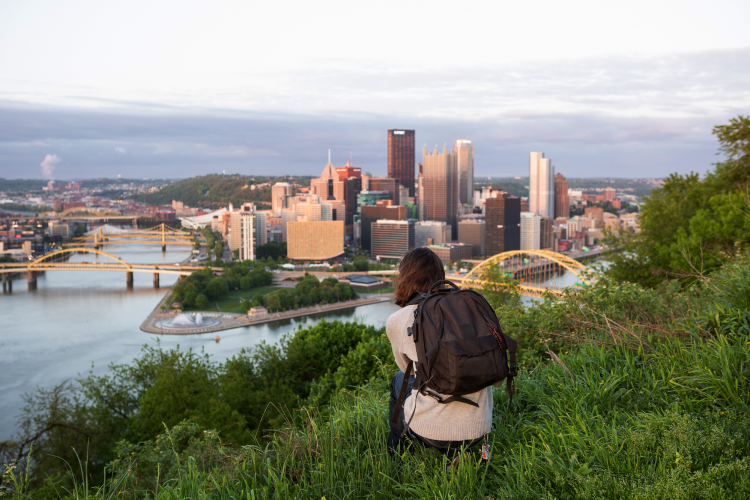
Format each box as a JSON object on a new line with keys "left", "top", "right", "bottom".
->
{"left": 386, "top": 304, "right": 493, "bottom": 441}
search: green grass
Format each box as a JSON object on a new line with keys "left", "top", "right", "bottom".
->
{"left": 204, "top": 286, "right": 280, "bottom": 314}
{"left": 45, "top": 332, "right": 750, "bottom": 500}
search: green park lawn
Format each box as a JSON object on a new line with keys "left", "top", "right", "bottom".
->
{"left": 204, "top": 286, "right": 280, "bottom": 314}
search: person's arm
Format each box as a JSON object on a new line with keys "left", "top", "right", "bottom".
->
{"left": 386, "top": 311, "right": 412, "bottom": 373}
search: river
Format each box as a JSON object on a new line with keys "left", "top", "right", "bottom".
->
{"left": 0, "top": 244, "right": 400, "bottom": 440}
{"left": 0, "top": 244, "right": 597, "bottom": 440}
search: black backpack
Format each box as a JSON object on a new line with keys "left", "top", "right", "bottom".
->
{"left": 391, "top": 279, "right": 518, "bottom": 425}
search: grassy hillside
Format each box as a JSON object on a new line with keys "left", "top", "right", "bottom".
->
{"left": 4, "top": 259, "right": 750, "bottom": 499}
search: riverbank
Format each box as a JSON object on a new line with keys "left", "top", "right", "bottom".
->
{"left": 140, "top": 294, "right": 393, "bottom": 335}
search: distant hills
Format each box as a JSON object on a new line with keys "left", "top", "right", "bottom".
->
{"left": 131, "top": 174, "right": 282, "bottom": 209}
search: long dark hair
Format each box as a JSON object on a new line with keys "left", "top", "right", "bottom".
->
{"left": 394, "top": 247, "right": 445, "bottom": 307}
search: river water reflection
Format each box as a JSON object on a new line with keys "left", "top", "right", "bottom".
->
{"left": 0, "top": 245, "right": 400, "bottom": 440}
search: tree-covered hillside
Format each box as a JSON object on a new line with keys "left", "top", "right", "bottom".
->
{"left": 132, "top": 175, "right": 276, "bottom": 209}
{"left": 0, "top": 178, "right": 48, "bottom": 192}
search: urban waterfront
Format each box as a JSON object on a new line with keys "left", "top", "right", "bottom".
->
{"left": 0, "top": 244, "right": 400, "bottom": 440}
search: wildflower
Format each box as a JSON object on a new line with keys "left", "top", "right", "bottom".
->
{"left": 600, "top": 381, "right": 604, "bottom": 384}
{"left": 721, "top": 412, "right": 725, "bottom": 415}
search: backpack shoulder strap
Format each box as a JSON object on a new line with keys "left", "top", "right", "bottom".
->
{"left": 405, "top": 291, "right": 427, "bottom": 306}
{"left": 390, "top": 362, "right": 413, "bottom": 425}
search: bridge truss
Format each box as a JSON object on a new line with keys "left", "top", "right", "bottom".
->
{"left": 0, "top": 248, "right": 222, "bottom": 290}
{"left": 368, "top": 249, "right": 593, "bottom": 298}
{"left": 72, "top": 223, "right": 195, "bottom": 249}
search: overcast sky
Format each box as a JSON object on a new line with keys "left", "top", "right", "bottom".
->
{"left": 1, "top": 0, "right": 749, "bottom": 180}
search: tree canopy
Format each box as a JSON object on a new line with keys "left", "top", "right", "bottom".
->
{"left": 605, "top": 115, "right": 750, "bottom": 286}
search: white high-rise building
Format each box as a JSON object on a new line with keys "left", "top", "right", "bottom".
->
{"left": 453, "top": 139, "right": 474, "bottom": 206}
{"left": 529, "top": 152, "right": 554, "bottom": 218}
{"left": 239, "top": 203, "right": 256, "bottom": 261}
{"left": 520, "top": 211, "right": 542, "bottom": 250}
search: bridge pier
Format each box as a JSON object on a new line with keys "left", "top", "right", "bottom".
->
{"left": 126, "top": 271, "right": 133, "bottom": 288}
{"left": 2, "top": 273, "right": 6, "bottom": 292}
{"left": 161, "top": 244, "right": 166, "bottom": 252}
{"left": 27, "top": 270, "right": 36, "bottom": 290}
{"left": 153, "top": 272, "right": 160, "bottom": 288}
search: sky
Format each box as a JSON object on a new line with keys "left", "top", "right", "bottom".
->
{"left": 1, "top": 0, "right": 749, "bottom": 180}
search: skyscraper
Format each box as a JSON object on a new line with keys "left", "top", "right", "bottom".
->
{"left": 485, "top": 195, "right": 521, "bottom": 255}
{"left": 529, "top": 152, "right": 554, "bottom": 218}
{"left": 421, "top": 145, "right": 459, "bottom": 240}
{"left": 239, "top": 203, "right": 256, "bottom": 261}
{"left": 360, "top": 204, "right": 407, "bottom": 252}
{"left": 520, "top": 212, "right": 542, "bottom": 250}
{"left": 554, "top": 173, "right": 570, "bottom": 220}
{"left": 388, "top": 130, "right": 415, "bottom": 197}
{"left": 311, "top": 151, "right": 344, "bottom": 201}
{"left": 343, "top": 177, "right": 362, "bottom": 227}
{"left": 271, "top": 182, "right": 291, "bottom": 217}
{"left": 453, "top": 139, "right": 474, "bottom": 205}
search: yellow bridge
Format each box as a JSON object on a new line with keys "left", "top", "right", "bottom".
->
{"left": 0, "top": 247, "right": 222, "bottom": 291}
{"left": 38, "top": 207, "right": 155, "bottom": 221}
{"left": 72, "top": 223, "right": 195, "bottom": 250}
{"left": 368, "top": 249, "right": 593, "bottom": 298}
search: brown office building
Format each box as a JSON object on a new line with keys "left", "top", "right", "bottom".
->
{"left": 485, "top": 196, "right": 521, "bottom": 256}
{"left": 457, "top": 218, "right": 486, "bottom": 256}
{"left": 584, "top": 206, "right": 604, "bottom": 221}
{"left": 555, "top": 173, "right": 570, "bottom": 220}
{"left": 388, "top": 130, "right": 416, "bottom": 197}
{"left": 369, "top": 177, "right": 400, "bottom": 205}
{"left": 360, "top": 204, "right": 407, "bottom": 252}
{"left": 343, "top": 177, "right": 362, "bottom": 227}
{"left": 428, "top": 243, "right": 473, "bottom": 265}
{"left": 371, "top": 220, "right": 415, "bottom": 259}
{"left": 421, "top": 145, "right": 459, "bottom": 240}
{"left": 540, "top": 216, "right": 553, "bottom": 250}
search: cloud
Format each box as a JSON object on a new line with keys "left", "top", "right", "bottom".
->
{"left": 114, "top": 146, "right": 126, "bottom": 154}
{"left": 1, "top": 48, "right": 747, "bottom": 179}
{"left": 39, "top": 154, "right": 61, "bottom": 179}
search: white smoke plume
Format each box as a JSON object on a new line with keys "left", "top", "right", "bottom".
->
{"left": 40, "top": 154, "right": 61, "bottom": 179}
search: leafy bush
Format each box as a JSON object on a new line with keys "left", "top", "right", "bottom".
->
{"left": 171, "top": 262, "right": 272, "bottom": 310}
{"left": 245, "top": 275, "right": 357, "bottom": 313}
{"left": 606, "top": 115, "right": 750, "bottom": 286}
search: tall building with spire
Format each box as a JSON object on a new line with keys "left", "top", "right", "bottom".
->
{"left": 311, "top": 150, "right": 344, "bottom": 201}
{"left": 453, "top": 139, "right": 474, "bottom": 205}
{"left": 421, "top": 145, "right": 458, "bottom": 240}
{"left": 529, "top": 152, "right": 554, "bottom": 218}
{"left": 388, "top": 129, "right": 415, "bottom": 197}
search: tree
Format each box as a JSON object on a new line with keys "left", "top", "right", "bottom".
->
{"left": 605, "top": 115, "right": 750, "bottom": 286}
{"left": 480, "top": 264, "right": 521, "bottom": 310}
{"left": 353, "top": 256, "right": 369, "bottom": 272}
{"left": 205, "top": 277, "right": 229, "bottom": 299}
{"left": 195, "top": 294, "right": 208, "bottom": 309}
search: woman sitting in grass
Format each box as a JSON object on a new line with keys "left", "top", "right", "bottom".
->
{"left": 386, "top": 247, "right": 493, "bottom": 457}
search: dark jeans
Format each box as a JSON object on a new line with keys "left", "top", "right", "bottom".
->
{"left": 388, "top": 370, "right": 484, "bottom": 459}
